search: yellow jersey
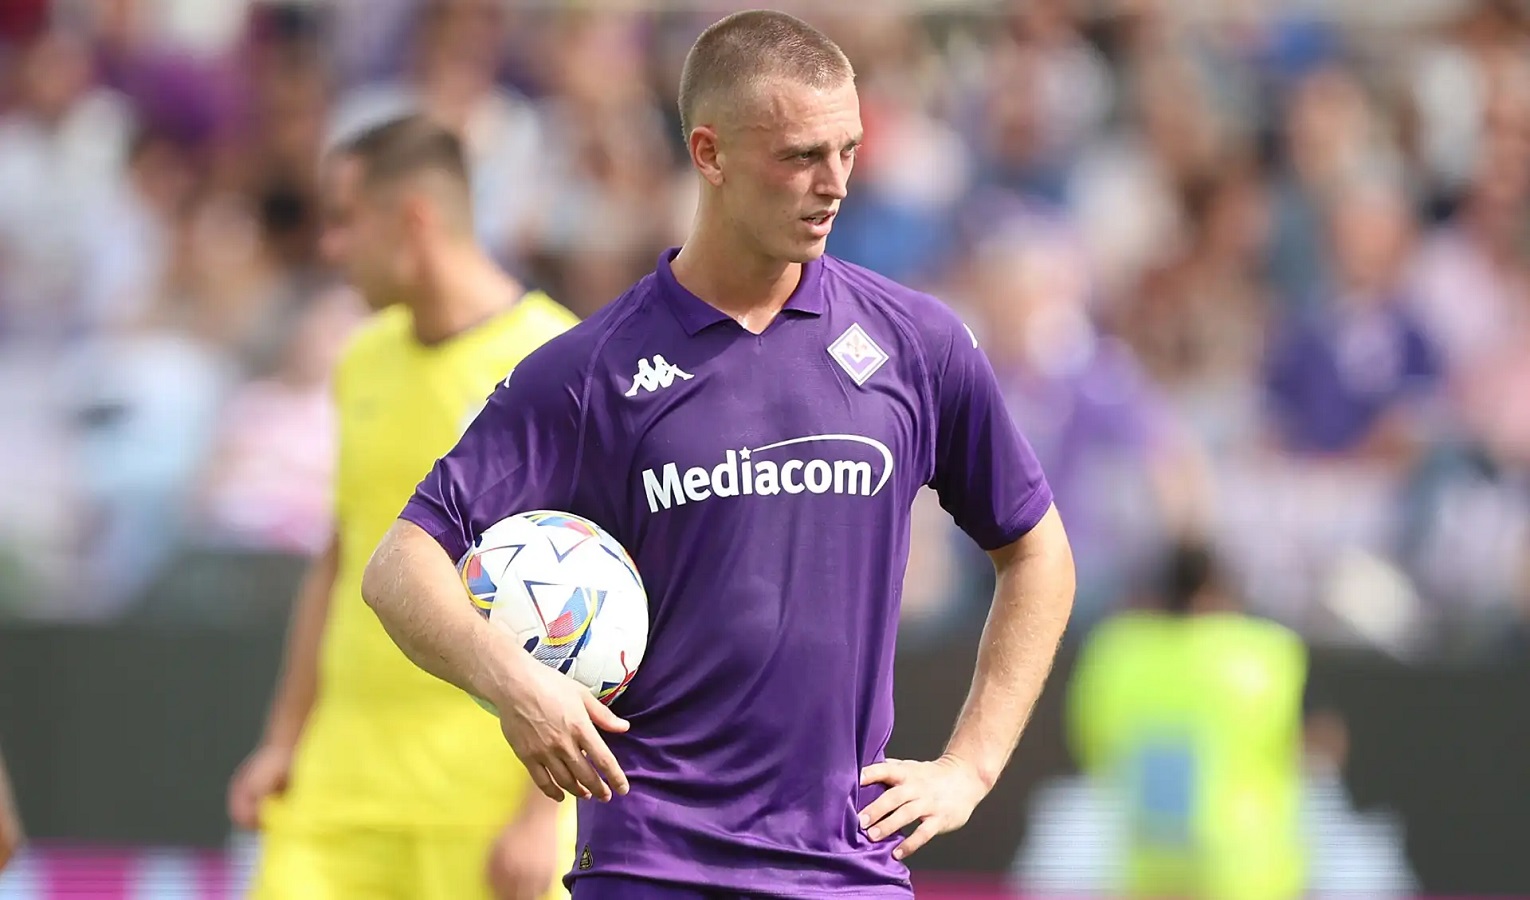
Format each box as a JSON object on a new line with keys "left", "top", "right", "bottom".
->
{"left": 272, "top": 292, "right": 580, "bottom": 832}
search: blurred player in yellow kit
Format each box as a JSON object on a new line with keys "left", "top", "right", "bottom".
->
{"left": 226, "top": 114, "right": 579, "bottom": 900}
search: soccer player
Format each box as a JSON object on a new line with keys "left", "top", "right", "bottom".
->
{"left": 362, "top": 12, "right": 1076, "bottom": 899}
{"left": 226, "top": 114, "right": 579, "bottom": 900}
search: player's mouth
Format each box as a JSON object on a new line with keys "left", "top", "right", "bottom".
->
{"left": 801, "top": 210, "right": 836, "bottom": 237}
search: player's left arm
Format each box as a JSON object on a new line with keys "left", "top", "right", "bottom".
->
{"left": 952, "top": 516, "right": 1075, "bottom": 790}
{"left": 860, "top": 303, "right": 1075, "bottom": 860}
{"left": 859, "top": 513, "right": 1073, "bottom": 859}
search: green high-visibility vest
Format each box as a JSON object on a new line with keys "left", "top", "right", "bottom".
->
{"left": 1067, "top": 611, "right": 1307, "bottom": 900}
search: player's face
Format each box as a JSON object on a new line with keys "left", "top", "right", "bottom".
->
{"left": 317, "top": 155, "right": 361, "bottom": 273}
{"left": 724, "top": 77, "right": 861, "bottom": 264}
{"left": 345, "top": 179, "right": 415, "bottom": 310}
{"left": 319, "top": 155, "right": 399, "bottom": 311}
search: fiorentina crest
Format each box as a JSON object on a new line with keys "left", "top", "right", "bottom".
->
{"left": 827, "top": 323, "right": 889, "bottom": 386}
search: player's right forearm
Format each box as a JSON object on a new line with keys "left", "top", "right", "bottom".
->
{"left": 361, "top": 520, "right": 530, "bottom": 708}
{"left": 262, "top": 535, "right": 340, "bottom": 749}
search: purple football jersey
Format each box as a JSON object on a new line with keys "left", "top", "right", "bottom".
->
{"left": 401, "top": 250, "right": 1053, "bottom": 897}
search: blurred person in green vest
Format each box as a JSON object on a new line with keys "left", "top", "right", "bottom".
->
{"left": 1067, "top": 541, "right": 1307, "bottom": 900}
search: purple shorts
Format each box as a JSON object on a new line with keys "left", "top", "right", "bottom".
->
{"left": 570, "top": 875, "right": 754, "bottom": 900}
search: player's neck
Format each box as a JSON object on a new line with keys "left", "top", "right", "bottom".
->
{"left": 409, "top": 241, "right": 524, "bottom": 347}
{"left": 671, "top": 231, "right": 801, "bottom": 333}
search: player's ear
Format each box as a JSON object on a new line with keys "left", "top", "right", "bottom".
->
{"left": 400, "top": 189, "right": 436, "bottom": 242}
{"left": 690, "top": 125, "right": 725, "bottom": 187}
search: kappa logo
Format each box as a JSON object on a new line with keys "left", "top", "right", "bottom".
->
{"left": 828, "top": 323, "right": 889, "bottom": 386}
{"left": 625, "top": 354, "right": 694, "bottom": 397}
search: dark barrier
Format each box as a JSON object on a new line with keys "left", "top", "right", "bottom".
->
{"left": 1, "top": 603, "right": 1527, "bottom": 892}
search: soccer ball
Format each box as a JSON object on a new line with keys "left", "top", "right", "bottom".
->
{"left": 457, "top": 510, "right": 647, "bottom": 712}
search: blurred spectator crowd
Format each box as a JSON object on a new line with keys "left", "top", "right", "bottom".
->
{"left": 0, "top": 0, "right": 1527, "bottom": 661}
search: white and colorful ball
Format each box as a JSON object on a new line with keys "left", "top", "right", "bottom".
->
{"left": 458, "top": 510, "right": 647, "bottom": 711}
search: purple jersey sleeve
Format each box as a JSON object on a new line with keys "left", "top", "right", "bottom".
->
{"left": 399, "top": 349, "right": 586, "bottom": 562}
{"left": 925, "top": 311, "right": 1053, "bottom": 550}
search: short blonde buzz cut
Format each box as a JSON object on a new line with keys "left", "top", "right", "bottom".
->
{"left": 677, "top": 9, "right": 854, "bottom": 139}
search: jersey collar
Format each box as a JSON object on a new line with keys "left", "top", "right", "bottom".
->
{"left": 654, "top": 247, "right": 825, "bottom": 336}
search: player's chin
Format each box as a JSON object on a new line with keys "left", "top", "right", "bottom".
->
{"left": 359, "top": 292, "right": 394, "bottom": 312}
{"left": 783, "top": 232, "right": 832, "bottom": 263}
{"left": 349, "top": 272, "right": 392, "bottom": 310}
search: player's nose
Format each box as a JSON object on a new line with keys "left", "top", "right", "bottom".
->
{"left": 817, "top": 175, "right": 848, "bottom": 201}
{"left": 817, "top": 158, "right": 851, "bottom": 200}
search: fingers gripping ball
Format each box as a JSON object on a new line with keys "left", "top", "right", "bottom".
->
{"left": 458, "top": 511, "right": 648, "bottom": 712}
